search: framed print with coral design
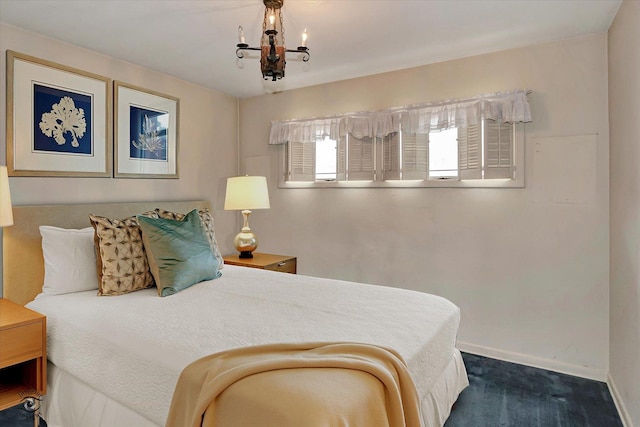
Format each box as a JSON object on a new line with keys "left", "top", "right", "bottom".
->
{"left": 114, "top": 81, "right": 179, "bottom": 178}
{"left": 6, "top": 50, "right": 112, "bottom": 177}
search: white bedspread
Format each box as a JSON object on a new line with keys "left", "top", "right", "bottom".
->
{"left": 27, "top": 265, "right": 462, "bottom": 426}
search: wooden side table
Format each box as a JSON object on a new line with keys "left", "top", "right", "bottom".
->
{"left": 0, "top": 298, "right": 47, "bottom": 411}
{"left": 223, "top": 253, "right": 297, "bottom": 274}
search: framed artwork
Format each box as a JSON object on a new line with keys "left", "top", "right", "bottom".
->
{"left": 6, "top": 50, "right": 112, "bottom": 177}
{"left": 114, "top": 81, "right": 179, "bottom": 178}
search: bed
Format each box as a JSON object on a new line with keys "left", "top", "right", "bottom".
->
{"left": 3, "top": 200, "right": 468, "bottom": 427}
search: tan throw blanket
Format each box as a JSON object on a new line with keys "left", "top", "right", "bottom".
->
{"left": 166, "top": 342, "right": 423, "bottom": 427}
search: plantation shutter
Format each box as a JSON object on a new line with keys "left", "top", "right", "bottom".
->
{"left": 347, "top": 134, "right": 375, "bottom": 181}
{"left": 458, "top": 125, "right": 482, "bottom": 180}
{"left": 403, "top": 133, "right": 429, "bottom": 180}
{"left": 484, "top": 120, "right": 514, "bottom": 179}
{"left": 382, "top": 132, "right": 400, "bottom": 180}
{"left": 336, "top": 135, "right": 346, "bottom": 181}
{"left": 288, "top": 141, "right": 315, "bottom": 182}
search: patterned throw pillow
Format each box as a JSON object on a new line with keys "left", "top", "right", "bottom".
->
{"left": 155, "top": 208, "right": 224, "bottom": 270}
{"left": 89, "top": 212, "right": 157, "bottom": 296}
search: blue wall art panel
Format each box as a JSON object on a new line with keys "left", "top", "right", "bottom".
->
{"left": 129, "top": 106, "right": 168, "bottom": 161}
{"left": 33, "top": 84, "right": 93, "bottom": 155}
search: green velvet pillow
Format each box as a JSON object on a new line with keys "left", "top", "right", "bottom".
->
{"left": 137, "top": 209, "right": 221, "bottom": 297}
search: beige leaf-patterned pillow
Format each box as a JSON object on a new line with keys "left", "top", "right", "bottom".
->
{"left": 89, "top": 212, "right": 157, "bottom": 296}
{"left": 155, "top": 208, "right": 224, "bottom": 270}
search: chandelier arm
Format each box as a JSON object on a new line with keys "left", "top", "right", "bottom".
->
{"left": 236, "top": 46, "right": 262, "bottom": 59}
{"left": 285, "top": 48, "right": 310, "bottom": 62}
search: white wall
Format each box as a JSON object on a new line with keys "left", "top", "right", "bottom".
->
{"left": 0, "top": 23, "right": 240, "bottom": 294}
{"left": 608, "top": 0, "right": 640, "bottom": 425}
{"left": 239, "top": 33, "right": 611, "bottom": 380}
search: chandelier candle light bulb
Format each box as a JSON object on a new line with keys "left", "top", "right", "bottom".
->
{"left": 300, "top": 28, "right": 308, "bottom": 48}
{"left": 238, "top": 26, "right": 246, "bottom": 45}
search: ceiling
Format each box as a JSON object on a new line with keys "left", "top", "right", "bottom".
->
{"left": 0, "top": 0, "right": 621, "bottom": 99}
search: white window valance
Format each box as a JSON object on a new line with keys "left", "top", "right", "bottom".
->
{"left": 269, "top": 90, "right": 532, "bottom": 144}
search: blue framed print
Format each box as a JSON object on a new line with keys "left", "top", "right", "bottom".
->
{"left": 33, "top": 84, "right": 93, "bottom": 155}
{"left": 7, "top": 50, "right": 111, "bottom": 177}
{"left": 115, "top": 81, "right": 179, "bottom": 178}
{"left": 129, "top": 106, "right": 168, "bottom": 161}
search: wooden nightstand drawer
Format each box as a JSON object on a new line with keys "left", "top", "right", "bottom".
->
{"left": 0, "top": 322, "right": 43, "bottom": 368}
{"left": 224, "top": 253, "right": 297, "bottom": 274}
{"left": 266, "top": 258, "right": 297, "bottom": 274}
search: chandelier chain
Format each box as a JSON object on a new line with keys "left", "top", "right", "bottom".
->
{"left": 261, "top": 7, "right": 268, "bottom": 46}
{"left": 279, "top": 9, "right": 286, "bottom": 48}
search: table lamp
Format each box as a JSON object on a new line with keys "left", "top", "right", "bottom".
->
{"left": 224, "top": 176, "right": 270, "bottom": 258}
{"left": 0, "top": 166, "right": 13, "bottom": 227}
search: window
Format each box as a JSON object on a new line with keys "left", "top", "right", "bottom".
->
{"left": 315, "top": 136, "right": 337, "bottom": 181}
{"left": 283, "top": 119, "right": 522, "bottom": 188}
{"left": 273, "top": 90, "right": 531, "bottom": 188}
{"left": 429, "top": 128, "right": 458, "bottom": 178}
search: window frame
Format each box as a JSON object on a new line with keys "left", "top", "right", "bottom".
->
{"left": 280, "top": 123, "right": 525, "bottom": 189}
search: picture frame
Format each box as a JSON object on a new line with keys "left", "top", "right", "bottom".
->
{"left": 6, "top": 50, "right": 112, "bottom": 177}
{"left": 114, "top": 81, "right": 179, "bottom": 178}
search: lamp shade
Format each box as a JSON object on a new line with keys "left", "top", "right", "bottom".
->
{"left": 224, "top": 176, "right": 270, "bottom": 211}
{"left": 0, "top": 166, "right": 14, "bottom": 227}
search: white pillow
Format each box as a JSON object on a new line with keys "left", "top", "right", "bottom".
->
{"left": 40, "top": 226, "right": 98, "bottom": 295}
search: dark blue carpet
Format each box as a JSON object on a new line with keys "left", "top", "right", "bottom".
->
{"left": 446, "top": 353, "right": 622, "bottom": 427}
{"left": 0, "top": 402, "right": 46, "bottom": 427}
{"left": 0, "top": 353, "right": 622, "bottom": 426}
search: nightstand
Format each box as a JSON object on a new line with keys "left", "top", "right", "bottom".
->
{"left": 0, "top": 298, "right": 47, "bottom": 411}
{"left": 223, "top": 253, "right": 297, "bottom": 274}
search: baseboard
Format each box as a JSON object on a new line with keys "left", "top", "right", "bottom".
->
{"left": 608, "top": 373, "right": 634, "bottom": 427}
{"left": 457, "top": 341, "right": 607, "bottom": 382}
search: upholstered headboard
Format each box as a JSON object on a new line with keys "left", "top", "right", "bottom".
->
{"left": 2, "top": 200, "right": 210, "bottom": 305}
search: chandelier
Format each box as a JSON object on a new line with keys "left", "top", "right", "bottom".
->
{"left": 236, "top": 0, "right": 310, "bottom": 81}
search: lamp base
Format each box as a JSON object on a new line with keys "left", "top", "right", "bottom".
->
{"left": 233, "top": 210, "right": 258, "bottom": 259}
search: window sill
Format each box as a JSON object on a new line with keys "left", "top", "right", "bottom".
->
{"left": 279, "top": 178, "right": 525, "bottom": 189}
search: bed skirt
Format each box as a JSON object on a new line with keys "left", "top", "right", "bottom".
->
{"left": 40, "top": 349, "right": 467, "bottom": 427}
